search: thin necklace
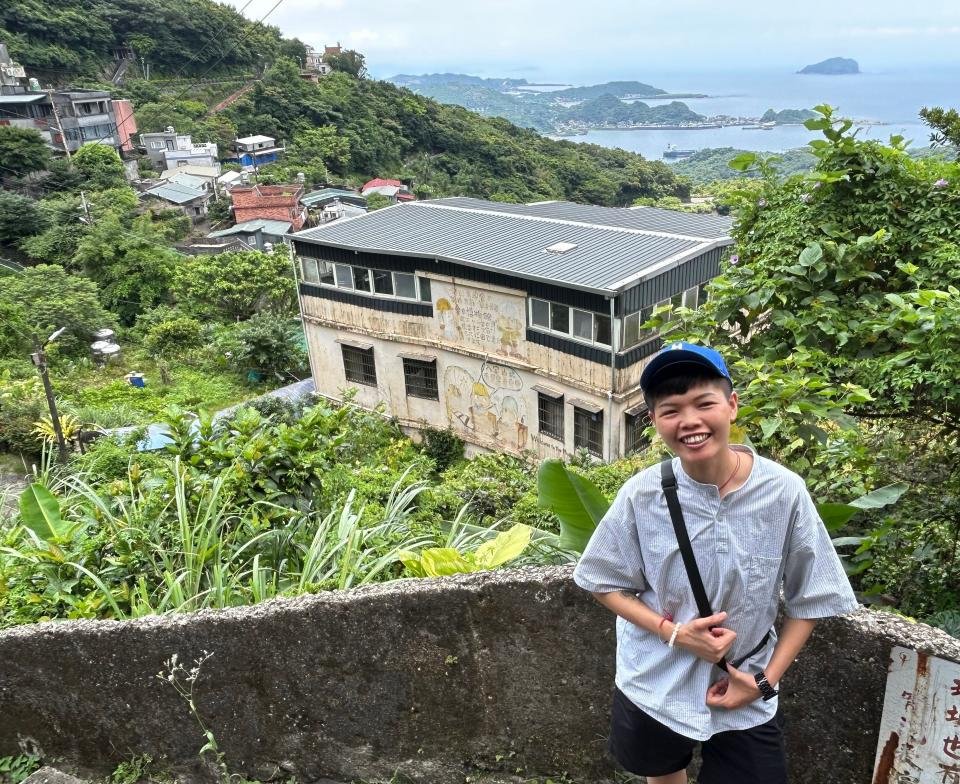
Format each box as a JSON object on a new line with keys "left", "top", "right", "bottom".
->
{"left": 717, "top": 449, "right": 742, "bottom": 493}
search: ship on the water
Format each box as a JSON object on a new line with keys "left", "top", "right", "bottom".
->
{"left": 663, "top": 144, "right": 696, "bottom": 159}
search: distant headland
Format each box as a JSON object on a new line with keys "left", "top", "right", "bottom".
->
{"left": 798, "top": 57, "right": 860, "bottom": 75}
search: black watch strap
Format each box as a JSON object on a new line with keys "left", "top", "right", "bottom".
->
{"left": 754, "top": 671, "right": 779, "bottom": 701}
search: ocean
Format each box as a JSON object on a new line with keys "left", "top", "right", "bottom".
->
{"left": 549, "top": 67, "right": 960, "bottom": 160}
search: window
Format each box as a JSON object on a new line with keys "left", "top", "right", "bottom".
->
{"left": 682, "top": 286, "right": 700, "bottom": 309}
{"left": 341, "top": 345, "right": 377, "bottom": 386}
{"left": 334, "top": 264, "right": 354, "bottom": 288}
{"left": 537, "top": 392, "right": 564, "bottom": 441}
{"left": 624, "top": 408, "right": 651, "bottom": 455}
{"left": 304, "top": 261, "right": 431, "bottom": 302}
{"left": 394, "top": 272, "right": 416, "bottom": 299}
{"left": 697, "top": 285, "right": 710, "bottom": 308}
{"left": 300, "top": 257, "right": 319, "bottom": 283}
{"left": 165, "top": 139, "right": 174, "bottom": 150}
{"left": 353, "top": 266, "right": 371, "bottom": 291}
{"left": 528, "top": 298, "right": 610, "bottom": 347}
{"left": 418, "top": 276, "right": 432, "bottom": 302}
{"left": 402, "top": 358, "right": 438, "bottom": 400}
{"left": 574, "top": 406, "right": 604, "bottom": 457}
{"left": 150, "top": 141, "right": 164, "bottom": 149}
{"left": 621, "top": 306, "right": 655, "bottom": 350}
{"left": 371, "top": 269, "right": 393, "bottom": 295}
{"left": 531, "top": 298, "right": 550, "bottom": 328}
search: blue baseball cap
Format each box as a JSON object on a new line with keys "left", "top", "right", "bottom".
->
{"left": 639, "top": 341, "right": 733, "bottom": 393}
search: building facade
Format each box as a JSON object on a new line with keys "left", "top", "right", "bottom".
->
{"left": 0, "top": 45, "right": 136, "bottom": 155}
{"left": 291, "top": 198, "right": 733, "bottom": 461}
{"left": 140, "top": 126, "right": 218, "bottom": 169}
{"left": 230, "top": 135, "right": 284, "bottom": 169}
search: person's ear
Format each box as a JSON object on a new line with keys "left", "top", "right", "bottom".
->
{"left": 727, "top": 390, "right": 739, "bottom": 423}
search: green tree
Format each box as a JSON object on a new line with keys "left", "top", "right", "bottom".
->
{"left": 72, "top": 144, "right": 127, "bottom": 190}
{"left": 230, "top": 313, "right": 308, "bottom": 379}
{"left": 365, "top": 192, "right": 392, "bottom": 211}
{"left": 0, "top": 264, "right": 115, "bottom": 353}
{"left": 323, "top": 49, "right": 367, "bottom": 78}
{"left": 0, "top": 127, "right": 50, "bottom": 178}
{"left": 920, "top": 106, "right": 960, "bottom": 148}
{"left": 144, "top": 315, "right": 204, "bottom": 357}
{"left": 0, "top": 190, "right": 46, "bottom": 245}
{"left": 175, "top": 248, "right": 297, "bottom": 322}
{"left": 288, "top": 125, "right": 351, "bottom": 174}
{"left": 73, "top": 212, "right": 179, "bottom": 325}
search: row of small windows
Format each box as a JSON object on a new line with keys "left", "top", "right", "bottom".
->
{"left": 300, "top": 257, "right": 432, "bottom": 303}
{"left": 63, "top": 124, "right": 114, "bottom": 142}
{"left": 341, "top": 345, "right": 439, "bottom": 400}
{"left": 529, "top": 298, "right": 612, "bottom": 348}
{"left": 621, "top": 286, "right": 706, "bottom": 350}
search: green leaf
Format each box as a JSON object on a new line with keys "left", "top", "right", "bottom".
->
{"left": 849, "top": 483, "right": 909, "bottom": 510}
{"left": 19, "top": 483, "right": 70, "bottom": 541}
{"left": 798, "top": 243, "right": 823, "bottom": 267}
{"left": 537, "top": 460, "right": 610, "bottom": 553}
{"left": 728, "top": 152, "right": 758, "bottom": 172}
{"left": 473, "top": 524, "right": 533, "bottom": 569}
{"left": 831, "top": 536, "right": 867, "bottom": 547}
{"left": 817, "top": 502, "right": 860, "bottom": 531}
{"left": 420, "top": 548, "right": 473, "bottom": 577}
{"left": 759, "top": 417, "right": 780, "bottom": 439}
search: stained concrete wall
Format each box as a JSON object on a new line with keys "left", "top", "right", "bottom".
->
{"left": 1, "top": 566, "right": 959, "bottom": 783}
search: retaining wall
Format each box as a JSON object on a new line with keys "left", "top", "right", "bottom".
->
{"left": 1, "top": 566, "right": 959, "bottom": 783}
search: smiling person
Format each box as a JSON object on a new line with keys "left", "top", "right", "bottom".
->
{"left": 573, "top": 342, "right": 857, "bottom": 784}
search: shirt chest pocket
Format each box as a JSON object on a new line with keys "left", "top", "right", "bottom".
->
{"left": 745, "top": 555, "right": 783, "bottom": 612}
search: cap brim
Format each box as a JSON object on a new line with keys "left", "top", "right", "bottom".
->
{"left": 640, "top": 352, "right": 727, "bottom": 392}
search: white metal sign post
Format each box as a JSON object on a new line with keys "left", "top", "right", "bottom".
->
{"left": 873, "top": 645, "right": 960, "bottom": 783}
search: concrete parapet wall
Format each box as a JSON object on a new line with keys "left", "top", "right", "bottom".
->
{"left": 1, "top": 566, "right": 959, "bottom": 783}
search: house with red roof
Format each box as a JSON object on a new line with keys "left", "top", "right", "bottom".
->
{"left": 361, "top": 178, "right": 415, "bottom": 202}
{"left": 231, "top": 184, "right": 307, "bottom": 231}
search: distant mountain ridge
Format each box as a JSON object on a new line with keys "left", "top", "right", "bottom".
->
{"left": 385, "top": 73, "right": 708, "bottom": 132}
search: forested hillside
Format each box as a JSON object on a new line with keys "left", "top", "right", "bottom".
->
{"left": 0, "top": 0, "right": 304, "bottom": 78}
{"left": 128, "top": 59, "right": 687, "bottom": 205}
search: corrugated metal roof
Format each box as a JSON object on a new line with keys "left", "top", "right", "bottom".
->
{"left": 143, "top": 182, "right": 207, "bottom": 204}
{"left": 301, "top": 188, "right": 367, "bottom": 207}
{"left": 165, "top": 172, "right": 208, "bottom": 190}
{"left": 208, "top": 219, "right": 292, "bottom": 238}
{"left": 292, "top": 198, "right": 731, "bottom": 294}
{"left": 432, "top": 197, "right": 733, "bottom": 239}
{"left": 0, "top": 93, "right": 47, "bottom": 104}
{"left": 235, "top": 134, "right": 274, "bottom": 144}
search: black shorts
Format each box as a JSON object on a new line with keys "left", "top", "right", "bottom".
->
{"left": 609, "top": 687, "right": 787, "bottom": 783}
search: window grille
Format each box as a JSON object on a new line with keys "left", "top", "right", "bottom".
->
{"left": 624, "top": 408, "right": 651, "bottom": 454}
{"left": 341, "top": 345, "right": 377, "bottom": 386}
{"left": 537, "top": 393, "right": 564, "bottom": 441}
{"left": 573, "top": 406, "right": 604, "bottom": 457}
{"left": 402, "top": 358, "right": 438, "bottom": 399}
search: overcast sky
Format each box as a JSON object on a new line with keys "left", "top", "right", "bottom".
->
{"left": 222, "top": 0, "right": 960, "bottom": 82}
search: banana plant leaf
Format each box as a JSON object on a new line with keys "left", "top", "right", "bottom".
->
{"left": 18, "top": 483, "right": 72, "bottom": 542}
{"left": 537, "top": 459, "right": 610, "bottom": 553}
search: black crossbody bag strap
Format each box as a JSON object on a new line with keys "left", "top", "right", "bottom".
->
{"left": 660, "top": 459, "right": 770, "bottom": 672}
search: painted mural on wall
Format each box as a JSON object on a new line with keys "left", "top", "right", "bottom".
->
{"left": 444, "top": 359, "right": 529, "bottom": 451}
{"left": 432, "top": 280, "right": 525, "bottom": 358}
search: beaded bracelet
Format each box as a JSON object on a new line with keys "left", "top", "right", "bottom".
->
{"left": 668, "top": 622, "right": 683, "bottom": 648}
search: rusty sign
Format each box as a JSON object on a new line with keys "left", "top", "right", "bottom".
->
{"left": 873, "top": 646, "right": 960, "bottom": 784}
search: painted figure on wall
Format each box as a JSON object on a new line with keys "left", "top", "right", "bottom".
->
{"left": 443, "top": 361, "right": 529, "bottom": 451}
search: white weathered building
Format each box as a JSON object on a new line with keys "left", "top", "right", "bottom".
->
{"left": 291, "top": 198, "right": 733, "bottom": 461}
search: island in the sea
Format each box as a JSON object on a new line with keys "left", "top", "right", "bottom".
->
{"left": 798, "top": 57, "right": 860, "bottom": 75}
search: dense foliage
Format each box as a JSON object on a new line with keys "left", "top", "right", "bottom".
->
{"left": 663, "top": 106, "right": 960, "bottom": 619}
{"left": 0, "top": 0, "right": 298, "bottom": 78}
{"left": 670, "top": 146, "right": 817, "bottom": 184}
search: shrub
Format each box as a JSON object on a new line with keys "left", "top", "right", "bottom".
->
{"left": 420, "top": 427, "right": 465, "bottom": 472}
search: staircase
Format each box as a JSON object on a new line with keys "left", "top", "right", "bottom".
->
{"left": 208, "top": 81, "right": 258, "bottom": 115}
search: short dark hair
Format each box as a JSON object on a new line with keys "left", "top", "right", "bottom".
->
{"left": 643, "top": 371, "right": 734, "bottom": 411}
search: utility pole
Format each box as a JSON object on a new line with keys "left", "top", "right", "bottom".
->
{"left": 79, "top": 191, "right": 92, "bottom": 223}
{"left": 47, "top": 90, "right": 71, "bottom": 164}
{"left": 31, "top": 334, "right": 69, "bottom": 464}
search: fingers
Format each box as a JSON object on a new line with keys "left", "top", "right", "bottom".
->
{"left": 692, "top": 611, "right": 728, "bottom": 629}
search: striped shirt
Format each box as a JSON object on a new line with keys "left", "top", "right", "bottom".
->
{"left": 573, "top": 445, "right": 858, "bottom": 741}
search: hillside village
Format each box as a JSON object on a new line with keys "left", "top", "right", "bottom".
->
{"left": 1, "top": 2, "right": 960, "bottom": 782}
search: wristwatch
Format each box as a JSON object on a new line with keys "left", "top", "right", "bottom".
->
{"left": 754, "top": 671, "right": 779, "bottom": 701}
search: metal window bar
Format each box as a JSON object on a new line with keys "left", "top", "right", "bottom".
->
{"left": 402, "top": 358, "right": 438, "bottom": 399}
{"left": 624, "top": 409, "right": 651, "bottom": 454}
{"left": 573, "top": 406, "right": 604, "bottom": 457}
{"left": 537, "top": 393, "right": 564, "bottom": 440}
{"left": 342, "top": 345, "right": 377, "bottom": 386}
